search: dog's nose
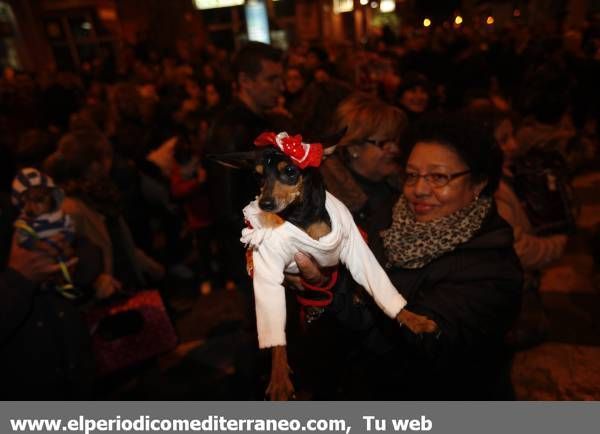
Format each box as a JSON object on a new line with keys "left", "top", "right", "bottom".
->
{"left": 259, "top": 198, "right": 276, "bottom": 211}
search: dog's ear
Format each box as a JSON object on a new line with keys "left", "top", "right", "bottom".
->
{"left": 323, "top": 145, "right": 337, "bottom": 157}
{"left": 207, "top": 151, "right": 258, "bottom": 170}
{"left": 305, "top": 126, "right": 347, "bottom": 149}
{"left": 306, "top": 126, "right": 347, "bottom": 161}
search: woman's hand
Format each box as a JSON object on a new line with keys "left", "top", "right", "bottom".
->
{"left": 397, "top": 309, "right": 439, "bottom": 334}
{"left": 284, "top": 252, "right": 328, "bottom": 290}
{"left": 93, "top": 273, "right": 122, "bottom": 299}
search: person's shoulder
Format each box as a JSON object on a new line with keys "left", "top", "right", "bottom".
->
{"left": 460, "top": 204, "right": 514, "bottom": 252}
{"left": 62, "top": 197, "right": 96, "bottom": 221}
{"left": 448, "top": 209, "right": 521, "bottom": 276}
{"left": 214, "top": 100, "right": 254, "bottom": 125}
{"left": 321, "top": 156, "right": 368, "bottom": 213}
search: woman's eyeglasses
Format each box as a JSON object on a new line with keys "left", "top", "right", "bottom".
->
{"left": 404, "top": 170, "right": 471, "bottom": 188}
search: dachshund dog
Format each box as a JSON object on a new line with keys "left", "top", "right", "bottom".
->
{"left": 211, "top": 131, "right": 437, "bottom": 400}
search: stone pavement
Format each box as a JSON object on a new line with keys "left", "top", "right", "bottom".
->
{"left": 511, "top": 172, "right": 600, "bottom": 400}
{"left": 108, "top": 171, "right": 600, "bottom": 400}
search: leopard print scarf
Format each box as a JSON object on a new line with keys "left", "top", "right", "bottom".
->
{"left": 380, "top": 195, "right": 492, "bottom": 269}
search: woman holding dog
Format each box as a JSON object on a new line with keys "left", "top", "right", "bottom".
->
{"left": 294, "top": 107, "right": 522, "bottom": 399}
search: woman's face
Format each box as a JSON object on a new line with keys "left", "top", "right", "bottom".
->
{"left": 400, "top": 86, "right": 429, "bottom": 114}
{"left": 494, "top": 119, "right": 518, "bottom": 165}
{"left": 285, "top": 68, "right": 305, "bottom": 95}
{"left": 348, "top": 135, "right": 401, "bottom": 182}
{"left": 403, "top": 141, "right": 485, "bottom": 222}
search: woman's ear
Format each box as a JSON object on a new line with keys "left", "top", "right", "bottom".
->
{"left": 346, "top": 145, "right": 360, "bottom": 159}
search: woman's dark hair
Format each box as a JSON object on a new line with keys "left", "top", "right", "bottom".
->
{"left": 402, "top": 111, "right": 503, "bottom": 197}
{"left": 44, "top": 130, "right": 112, "bottom": 184}
{"left": 44, "top": 129, "right": 121, "bottom": 215}
{"left": 396, "top": 71, "right": 431, "bottom": 100}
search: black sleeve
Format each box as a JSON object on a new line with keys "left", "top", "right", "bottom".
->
{"left": 0, "top": 269, "right": 37, "bottom": 343}
{"left": 399, "top": 252, "right": 523, "bottom": 359}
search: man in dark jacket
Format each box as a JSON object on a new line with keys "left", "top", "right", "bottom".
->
{"left": 206, "top": 42, "right": 290, "bottom": 289}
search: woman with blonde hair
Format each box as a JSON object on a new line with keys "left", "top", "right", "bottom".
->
{"left": 321, "top": 93, "right": 408, "bottom": 237}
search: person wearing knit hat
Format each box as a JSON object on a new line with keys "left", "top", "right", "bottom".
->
{"left": 11, "top": 167, "right": 77, "bottom": 298}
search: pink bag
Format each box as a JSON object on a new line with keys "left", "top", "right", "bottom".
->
{"left": 85, "top": 290, "right": 178, "bottom": 376}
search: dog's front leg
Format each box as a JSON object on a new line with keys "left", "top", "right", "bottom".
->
{"left": 266, "top": 345, "right": 295, "bottom": 400}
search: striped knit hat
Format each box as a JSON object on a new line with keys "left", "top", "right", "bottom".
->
{"left": 11, "top": 167, "right": 65, "bottom": 211}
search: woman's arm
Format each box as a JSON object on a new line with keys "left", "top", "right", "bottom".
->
{"left": 395, "top": 252, "right": 522, "bottom": 356}
{"left": 496, "top": 182, "right": 567, "bottom": 270}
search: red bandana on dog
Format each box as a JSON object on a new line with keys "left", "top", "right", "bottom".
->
{"left": 254, "top": 132, "right": 323, "bottom": 169}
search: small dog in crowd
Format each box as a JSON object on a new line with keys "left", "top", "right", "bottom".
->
{"left": 213, "top": 131, "right": 437, "bottom": 400}
{"left": 12, "top": 167, "right": 77, "bottom": 296}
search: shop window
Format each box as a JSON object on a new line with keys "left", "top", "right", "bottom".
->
{"left": 43, "top": 9, "right": 115, "bottom": 72}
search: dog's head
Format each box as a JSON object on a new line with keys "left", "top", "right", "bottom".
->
{"left": 254, "top": 146, "right": 308, "bottom": 213}
{"left": 209, "top": 130, "right": 343, "bottom": 214}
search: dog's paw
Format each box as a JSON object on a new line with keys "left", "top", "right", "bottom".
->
{"left": 266, "top": 374, "right": 295, "bottom": 401}
{"left": 397, "top": 309, "right": 439, "bottom": 334}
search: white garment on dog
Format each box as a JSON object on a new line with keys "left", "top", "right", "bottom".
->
{"left": 241, "top": 191, "right": 407, "bottom": 348}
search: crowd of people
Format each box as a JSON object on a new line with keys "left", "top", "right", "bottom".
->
{"left": 1, "top": 17, "right": 599, "bottom": 399}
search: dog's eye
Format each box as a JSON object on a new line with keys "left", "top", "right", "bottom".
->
{"left": 284, "top": 165, "right": 298, "bottom": 177}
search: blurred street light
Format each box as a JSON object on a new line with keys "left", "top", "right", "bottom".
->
{"left": 380, "top": 0, "right": 395, "bottom": 13}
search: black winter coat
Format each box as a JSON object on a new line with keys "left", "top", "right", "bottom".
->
{"left": 0, "top": 270, "right": 94, "bottom": 399}
{"left": 0, "top": 235, "right": 102, "bottom": 399}
{"left": 330, "top": 204, "right": 523, "bottom": 399}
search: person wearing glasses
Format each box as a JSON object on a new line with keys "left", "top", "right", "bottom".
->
{"left": 319, "top": 93, "right": 407, "bottom": 239}
{"left": 289, "top": 111, "right": 522, "bottom": 399}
